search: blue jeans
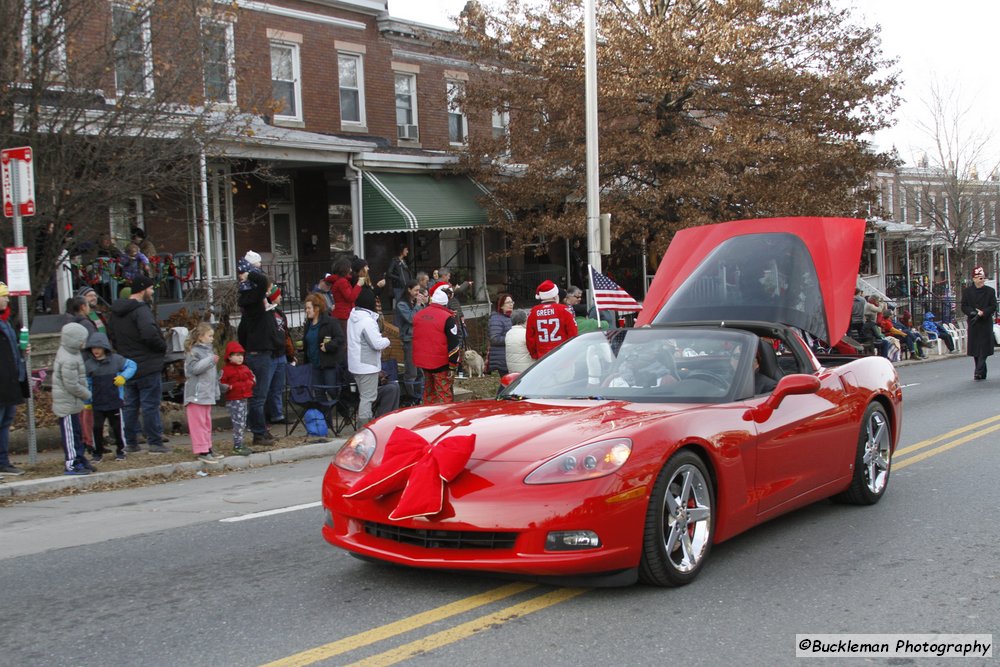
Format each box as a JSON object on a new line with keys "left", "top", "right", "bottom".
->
{"left": 244, "top": 352, "right": 276, "bottom": 435}
{"left": 123, "top": 372, "right": 163, "bottom": 447}
{"left": 267, "top": 356, "right": 287, "bottom": 422}
{"left": 0, "top": 403, "right": 17, "bottom": 467}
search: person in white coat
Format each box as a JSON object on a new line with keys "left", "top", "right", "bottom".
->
{"left": 505, "top": 309, "right": 533, "bottom": 374}
{"left": 347, "top": 287, "right": 391, "bottom": 426}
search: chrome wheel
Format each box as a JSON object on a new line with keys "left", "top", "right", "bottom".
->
{"left": 835, "top": 402, "right": 892, "bottom": 505}
{"left": 640, "top": 450, "right": 716, "bottom": 586}
{"left": 662, "top": 463, "right": 712, "bottom": 573}
{"left": 862, "top": 408, "right": 891, "bottom": 495}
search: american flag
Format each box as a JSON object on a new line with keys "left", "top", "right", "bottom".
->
{"left": 590, "top": 266, "right": 642, "bottom": 312}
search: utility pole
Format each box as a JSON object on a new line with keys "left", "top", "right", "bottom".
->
{"left": 584, "top": 0, "right": 601, "bottom": 273}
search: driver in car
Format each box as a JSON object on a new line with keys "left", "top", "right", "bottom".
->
{"left": 753, "top": 341, "right": 779, "bottom": 395}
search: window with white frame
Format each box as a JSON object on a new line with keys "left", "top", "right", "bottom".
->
{"left": 21, "top": 2, "right": 66, "bottom": 78}
{"left": 270, "top": 41, "right": 301, "bottom": 120}
{"left": 943, "top": 195, "right": 950, "bottom": 228}
{"left": 915, "top": 190, "right": 922, "bottom": 224}
{"left": 110, "top": 197, "right": 143, "bottom": 249}
{"left": 395, "top": 73, "right": 417, "bottom": 138}
{"left": 202, "top": 19, "right": 235, "bottom": 104}
{"left": 339, "top": 52, "right": 365, "bottom": 125}
{"left": 900, "top": 187, "right": 907, "bottom": 223}
{"left": 112, "top": 3, "right": 153, "bottom": 95}
{"left": 929, "top": 194, "right": 937, "bottom": 226}
{"left": 492, "top": 107, "right": 510, "bottom": 156}
{"left": 447, "top": 80, "right": 467, "bottom": 144}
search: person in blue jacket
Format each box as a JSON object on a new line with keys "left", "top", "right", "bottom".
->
{"left": 84, "top": 332, "right": 137, "bottom": 462}
{"left": 922, "top": 312, "right": 955, "bottom": 353}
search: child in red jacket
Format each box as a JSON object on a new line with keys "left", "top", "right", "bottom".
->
{"left": 219, "top": 341, "right": 256, "bottom": 456}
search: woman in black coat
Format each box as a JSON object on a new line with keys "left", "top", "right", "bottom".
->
{"left": 302, "top": 293, "right": 345, "bottom": 400}
{"left": 960, "top": 266, "right": 998, "bottom": 380}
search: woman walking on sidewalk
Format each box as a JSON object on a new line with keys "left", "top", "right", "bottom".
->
{"left": 184, "top": 323, "right": 223, "bottom": 463}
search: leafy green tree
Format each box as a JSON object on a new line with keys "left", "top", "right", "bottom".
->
{"left": 450, "top": 0, "right": 900, "bottom": 258}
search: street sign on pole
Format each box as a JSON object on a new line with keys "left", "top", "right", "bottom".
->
{"left": 1, "top": 146, "right": 36, "bottom": 218}
{"left": 3, "top": 145, "right": 38, "bottom": 463}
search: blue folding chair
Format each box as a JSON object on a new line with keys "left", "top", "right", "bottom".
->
{"left": 285, "top": 364, "right": 339, "bottom": 437}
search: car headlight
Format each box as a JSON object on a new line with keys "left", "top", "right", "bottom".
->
{"left": 524, "top": 438, "right": 632, "bottom": 485}
{"left": 334, "top": 429, "right": 377, "bottom": 472}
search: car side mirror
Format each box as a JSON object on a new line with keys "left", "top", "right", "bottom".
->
{"left": 743, "top": 374, "right": 820, "bottom": 423}
{"left": 500, "top": 372, "right": 520, "bottom": 387}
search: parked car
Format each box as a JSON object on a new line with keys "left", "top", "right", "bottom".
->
{"left": 321, "top": 217, "right": 901, "bottom": 586}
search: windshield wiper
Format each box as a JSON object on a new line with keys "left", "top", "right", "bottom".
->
{"left": 499, "top": 393, "right": 525, "bottom": 401}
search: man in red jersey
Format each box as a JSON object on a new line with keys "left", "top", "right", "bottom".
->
{"left": 526, "top": 280, "right": 578, "bottom": 359}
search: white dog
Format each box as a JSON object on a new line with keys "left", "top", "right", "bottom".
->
{"left": 462, "top": 349, "right": 485, "bottom": 378}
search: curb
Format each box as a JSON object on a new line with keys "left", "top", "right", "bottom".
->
{"left": 0, "top": 439, "right": 344, "bottom": 498}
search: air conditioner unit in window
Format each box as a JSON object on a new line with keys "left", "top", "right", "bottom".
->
{"left": 397, "top": 124, "right": 419, "bottom": 140}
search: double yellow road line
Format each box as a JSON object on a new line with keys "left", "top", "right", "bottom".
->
{"left": 264, "top": 417, "right": 998, "bottom": 666}
{"left": 261, "top": 582, "right": 586, "bottom": 667}
{"left": 893, "top": 413, "right": 1000, "bottom": 469}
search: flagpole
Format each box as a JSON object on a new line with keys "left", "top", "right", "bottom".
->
{"left": 588, "top": 264, "right": 601, "bottom": 328}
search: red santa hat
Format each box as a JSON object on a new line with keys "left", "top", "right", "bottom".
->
{"left": 535, "top": 280, "right": 559, "bottom": 301}
{"left": 267, "top": 285, "right": 282, "bottom": 303}
{"left": 429, "top": 281, "right": 451, "bottom": 306}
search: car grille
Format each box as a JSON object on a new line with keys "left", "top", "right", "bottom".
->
{"left": 363, "top": 521, "right": 518, "bottom": 550}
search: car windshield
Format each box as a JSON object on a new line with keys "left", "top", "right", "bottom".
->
{"left": 502, "top": 328, "right": 751, "bottom": 403}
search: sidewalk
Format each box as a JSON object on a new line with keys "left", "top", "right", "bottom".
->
{"left": 0, "top": 351, "right": 956, "bottom": 501}
{"left": 0, "top": 416, "right": 346, "bottom": 500}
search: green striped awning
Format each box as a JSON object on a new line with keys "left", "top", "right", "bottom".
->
{"left": 362, "top": 171, "right": 491, "bottom": 233}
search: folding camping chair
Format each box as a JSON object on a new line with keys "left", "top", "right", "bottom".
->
{"left": 285, "top": 363, "right": 339, "bottom": 437}
{"left": 332, "top": 364, "right": 359, "bottom": 436}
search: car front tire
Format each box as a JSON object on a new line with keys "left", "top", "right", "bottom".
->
{"left": 835, "top": 402, "right": 892, "bottom": 505}
{"left": 639, "top": 450, "right": 715, "bottom": 587}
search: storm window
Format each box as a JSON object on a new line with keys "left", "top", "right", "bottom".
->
{"left": 112, "top": 3, "right": 153, "bottom": 95}
{"left": 270, "top": 41, "right": 301, "bottom": 120}
{"left": 202, "top": 19, "right": 235, "bottom": 104}
{"left": 339, "top": 52, "right": 365, "bottom": 125}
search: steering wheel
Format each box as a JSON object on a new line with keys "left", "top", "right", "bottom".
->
{"left": 683, "top": 370, "right": 729, "bottom": 390}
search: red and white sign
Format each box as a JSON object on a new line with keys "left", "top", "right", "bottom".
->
{"left": 4, "top": 247, "right": 31, "bottom": 295}
{"left": 1, "top": 146, "right": 36, "bottom": 218}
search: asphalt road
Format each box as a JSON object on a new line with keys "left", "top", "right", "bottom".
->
{"left": 2, "top": 355, "right": 998, "bottom": 666}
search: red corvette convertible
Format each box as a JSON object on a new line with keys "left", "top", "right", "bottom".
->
{"left": 321, "top": 217, "right": 901, "bottom": 586}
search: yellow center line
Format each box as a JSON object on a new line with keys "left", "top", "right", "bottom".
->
{"left": 894, "top": 413, "right": 1000, "bottom": 457}
{"left": 895, "top": 421, "right": 1000, "bottom": 469}
{"left": 344, "top": 587, "right": 588, "bottom": 667}
{"left": 260, "top": 582, "right": 536, "bottom": 667}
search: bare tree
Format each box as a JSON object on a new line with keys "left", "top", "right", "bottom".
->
{"left": 0, "top": 0, "right": 272, "bottom": 312}
{"left": 909, "top": 81, "right": 1000, "bottom": 278}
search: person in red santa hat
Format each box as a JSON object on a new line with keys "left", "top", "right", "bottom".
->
{"left": 412, "top": 282, "right": 462, "bottom": 404}
{"left": 526, "top": 280, "right": 578, "bottom": 359}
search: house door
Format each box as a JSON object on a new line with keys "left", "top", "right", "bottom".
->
{"left": 269, "top": 205, "right": 299, "bottom": 299}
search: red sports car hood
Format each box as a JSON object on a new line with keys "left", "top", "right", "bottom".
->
{"left": 636, "top": 217, "right": 865, "bottom": 344}
{"left": 369, "top": 399, "right": 694, "bottom": 462}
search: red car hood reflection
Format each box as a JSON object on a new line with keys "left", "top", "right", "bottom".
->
{"left": 370, "top": 400, "right": 695, "bottom": 463}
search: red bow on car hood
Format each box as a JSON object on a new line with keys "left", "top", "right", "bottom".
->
{"left": 343, "top": 427, "right": 475, "bottom": 521}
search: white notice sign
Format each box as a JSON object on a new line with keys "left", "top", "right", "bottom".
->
{"left": 5, "top": 247, "right": 31, "bottom": 295}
